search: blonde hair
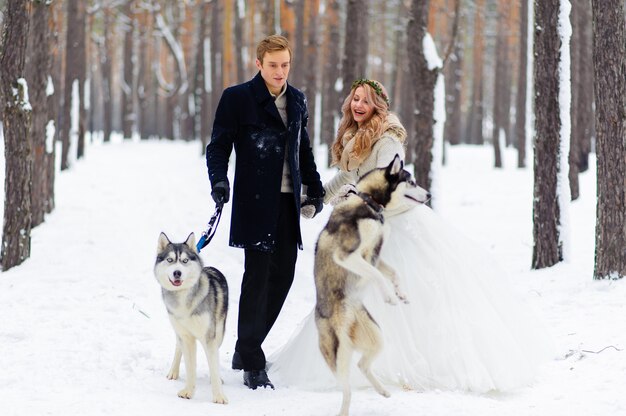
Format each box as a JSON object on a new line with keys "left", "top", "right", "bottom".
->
{"left": 256, "top": 34, "right": 292, "bottom": 64}
{"left": 331, "top": 80, "right": 403, "bottom": 166}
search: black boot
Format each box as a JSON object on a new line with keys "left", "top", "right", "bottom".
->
{"left": 243, "top": 370, "right": 275, "bottom": 390}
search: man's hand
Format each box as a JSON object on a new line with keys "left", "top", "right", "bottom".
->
{"left": 300, "top": 196, "right": 323, "bottom": 219}
{"left": 211, "top": 181, "right": 230, "bottom": 208}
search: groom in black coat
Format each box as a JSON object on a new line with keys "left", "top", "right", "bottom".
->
{"left": 205, "top": 35, "right": 324, "bottom": 390}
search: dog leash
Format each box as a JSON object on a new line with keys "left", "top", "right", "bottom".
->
{"left": 196, "top": 204, "right": 223, "bottom": 252}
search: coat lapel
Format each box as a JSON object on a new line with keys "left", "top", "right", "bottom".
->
{"left": 250, "top": 72, "right": 284, "bottom": 127}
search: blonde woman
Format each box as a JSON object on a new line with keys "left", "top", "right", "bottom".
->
{"left": 270, "top": 79, "right": 553, "bottom": 393}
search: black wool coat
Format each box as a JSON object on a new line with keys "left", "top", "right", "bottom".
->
{"left": 206, "top": 72, "right": 324, "bottom": 252}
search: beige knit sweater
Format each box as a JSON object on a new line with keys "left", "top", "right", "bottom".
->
{"left": 324, "top": 127, "right": 406, "bottom": 204}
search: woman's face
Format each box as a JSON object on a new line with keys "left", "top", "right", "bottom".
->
{"left": 350, "top": 86, "right": 375, "bottom": 126}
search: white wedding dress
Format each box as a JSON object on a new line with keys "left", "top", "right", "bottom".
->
{"left": 269, "top": 204, "right": 554, "bottom": 393}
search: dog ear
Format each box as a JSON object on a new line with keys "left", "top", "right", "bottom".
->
{"left": 386, "top": 154, "right": 403, "bottom": 176}
{"left": 184, "top": 232, "right": 197, "bottom": 253}
{"left": 158, "top": 232, "right": 171, "bottom": 252}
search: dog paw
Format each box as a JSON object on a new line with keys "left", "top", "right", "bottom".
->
{"left": 212, "top": 393, "right": 228, "bottom": 404}
{"left": 378, "top": 388, "right": 391, "bottom": 398}
{"left": 177, "top": 387, "right": 194, "bottom": 399}
{"left": 166, "top": 370, "right": 179, "bottom": 380}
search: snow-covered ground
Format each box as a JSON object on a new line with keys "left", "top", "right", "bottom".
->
{"left": 0, "top": 137, "right": 624, "bottom": 416}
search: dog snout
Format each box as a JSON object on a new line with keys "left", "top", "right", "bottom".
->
{"left": 173, "top": 270, "right": 182, "bottom": 279}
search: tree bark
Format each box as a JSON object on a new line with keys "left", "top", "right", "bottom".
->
{"left": 194, "top": 0, "right": 211, "bottom": 151}
{"left": 443, "top": 25, "right": 463, "bottom": 146}
{"left": 531, "top": 0, "right": 564, "bottom": 269}
{"left": 102, "top": 6, "right": 114, "bottom": 142}
{"left": 1, "top": 0, "right": 32, "bottom": 271}
{"left": 592, "top": 0, "right": 626, "bottom": 279}
{"left": 341, "top": 0, "right": 369, "bottom": 98}
{"left": 292, "top": 0, "right": 305, "bottom": 89}
{"left": 122, "top": 0, "right": 135, "bottom": 140}
{"left": 233, "top": 0, "right": 245, "bottom": 84}
{"left": 467, "top": 0, "right": 485, "bottom": 145}
{"left": 210, "top": 0, "right": 223, "bottom": 125}
{"left": 60, "top": 0, "right": 86, "bottom": 169}
{"left": 408, "top": 0, "right": 439, "bottom": 192}
{"left": 320, "top": 0, "right": 340, "bottom": 166}
{"left": 27, "top": 0, "right": 53, "bottom": 228}
{"left": 515, "top": 0, "right": 529, "bottom": 168}
{"left": 576, "top": 0, "right": 594, "bottom": 173}
{"left": 303, "top": 0, "right": 320, "bottom": 145}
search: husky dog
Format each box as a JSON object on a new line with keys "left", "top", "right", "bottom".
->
{"left": 314, "top": 155, "right": 430, "bottom": 416}
{"left": 154, "top": 232, "right": 229, "bottom": 404}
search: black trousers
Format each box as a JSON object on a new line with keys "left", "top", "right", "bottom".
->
{"left": 235, "top": 193, "right": 299, "bottom": 371}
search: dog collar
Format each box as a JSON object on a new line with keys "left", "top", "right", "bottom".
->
{"left": 356, "top": 191, "right": 385, "bottom": 223}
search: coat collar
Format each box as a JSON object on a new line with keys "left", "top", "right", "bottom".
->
{"left": 250, "top": 72, "right": 297, "bottom": 129}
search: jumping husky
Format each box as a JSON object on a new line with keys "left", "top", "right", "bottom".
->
{"left": 314, "top": 155, "right": 430, "bottom": 416}
{"left": 154, "top": 232, "right": 229, "bottom": 404}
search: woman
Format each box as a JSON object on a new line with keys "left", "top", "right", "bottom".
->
{"left": 269, "top": 79, "right": 553, "bottom": 393}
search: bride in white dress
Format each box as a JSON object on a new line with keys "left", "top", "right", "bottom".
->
{"left": 269, "top": 79, "right": 553, "bottom": 393}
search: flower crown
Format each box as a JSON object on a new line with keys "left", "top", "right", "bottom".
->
{"left": 351, "top": 78, "right": 390, "bottom": 107}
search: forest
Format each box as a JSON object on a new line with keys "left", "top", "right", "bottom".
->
{"left": 0, "top": 0, "right": 624, "bottom": 279}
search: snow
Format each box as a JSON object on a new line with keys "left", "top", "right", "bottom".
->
{"left": 423, "top": 33, "right": 443, "bottom": 71}
{"left": 0, "top": 137, "right": 625, "bottom": 416}
{"left": 14, "top": 78, "right": 32, "bottom": 112}
{"left": 557, "top": 0, "right": 573, "bottom": 259}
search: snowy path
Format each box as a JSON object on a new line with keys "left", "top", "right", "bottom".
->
{"left": 0, "top": 140, "right": 624, "bottom": 416}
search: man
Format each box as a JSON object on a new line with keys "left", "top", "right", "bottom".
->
{"left": 205, "top": 35, "right": 324, "bottom": 390}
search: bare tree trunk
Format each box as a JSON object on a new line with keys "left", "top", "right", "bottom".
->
{"left": 102, "top": 7, "right": 114, "bottom": 142}
{"left": 321, "top": 0, "right": 340, "bottom": 166}
{"left": 45, "top": 0, "right": 61, "bottom": 213}
{"left": 491, "top": 0, "right": 509, "bottom": 168}
{"left": 467, "top": 0, "right": 485, "bottom": 145}
{"left": 577, "top": 0, "right": 594, "bottom": 173}
{"left": 234, "top": 0, "right": 245, "bottom": 84}
{"left": 515, "top": 0, "right": 529, "bottom": 168}
{"left": 136, "top": 4, "right": 151, "bottom": 140}
{"left": 60, "top": 0, "right": 86, "bottom": 169}
{"left": 210, "top": 0, "right": 223, "bottom": 123}
{"left": 303, "top": 0, "right": 320, "bottom": 145}
{"left": 408, "top": 0, "right": 439, "bottom": 192}
{"left": 122, "top": 0, "right": 135, "bottom": 140}
{"left": 531, "top": 0, "right": 565, "bottom": 269}
{"left": 592, "top": 0, "right": 626, "bottom": 279}
{"left": 444, "top": 27, "right": 463, "bottom": 146}
{"left": 569, "top": 0, "right": 581, "bottom": 200}
{"left": 27, "top": 0, "right": 53, "bottom": 228}
{"left": 195, "top": 0, "right": 210, "bottom": 151}
{"left": 292, "top": 0, "right": 305, "bottom": 89}
{"left": 341, "top": 0, "right": 369, "bottom": 98}
{"left": 1, "top": 0, "right": 32, "bottom": 271}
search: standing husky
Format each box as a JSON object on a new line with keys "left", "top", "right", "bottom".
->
{"left": 314, "top": 155, "right": 430, "bottom": 416}
{"left": 154, "top": 232, "right": 229, "bottom": 404}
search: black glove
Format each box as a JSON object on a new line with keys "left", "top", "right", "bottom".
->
{"left": 211, "top": 181, "right": 230, "bottom": 208}
{"left": 301, "top": 197, "right": 323, "bottom": 219}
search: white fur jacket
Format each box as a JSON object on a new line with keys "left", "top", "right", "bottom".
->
{"left": 324, "top": 127, "right": 406, "bottom": 204}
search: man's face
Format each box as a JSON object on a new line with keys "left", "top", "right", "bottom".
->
{"left": 256, "top": 49, "right": 291, "bottom": 96}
